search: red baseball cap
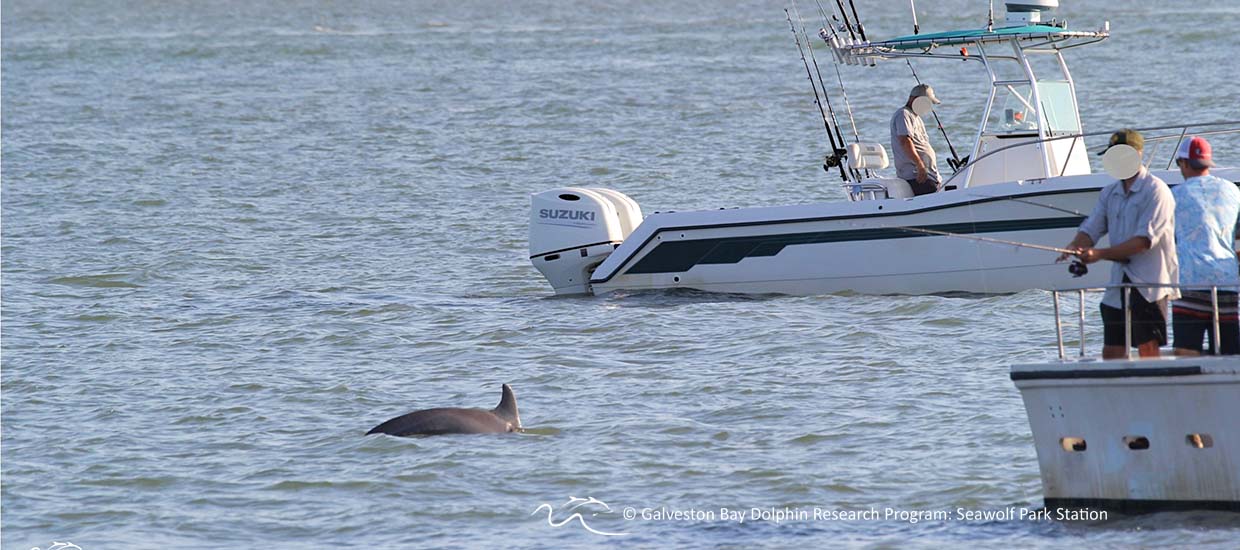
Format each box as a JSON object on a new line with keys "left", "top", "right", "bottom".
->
{"left": 1175, "top": 136, "right": 1215, "bottom": 168}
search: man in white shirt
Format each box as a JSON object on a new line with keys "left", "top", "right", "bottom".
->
{"left": 1058, "top": 129, "right": 1180, "bottom": 359}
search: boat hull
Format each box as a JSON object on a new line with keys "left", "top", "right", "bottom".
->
{"left": 1011, "top": 357, "right": 1240, "bottom": 512}
{"left": 522, "top": 168, "right": 1239, "bottom": 296}
{"left": 590, "top": 174, "right": 1122, "bottom": 295}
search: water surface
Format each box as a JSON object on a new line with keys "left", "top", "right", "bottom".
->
{"left": 4, "top": 0, "right": 1240, "bottom": 548}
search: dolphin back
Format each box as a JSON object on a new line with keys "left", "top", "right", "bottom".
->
{"left": 366, "top": 407, "right": 515, "bottom": 436}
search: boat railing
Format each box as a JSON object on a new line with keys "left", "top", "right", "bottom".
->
{"left": 934, "top": 120, "right": 1240, "bottom": 190}
{"left": 1050, "top": 282, "right": 1239, "bottom": 361}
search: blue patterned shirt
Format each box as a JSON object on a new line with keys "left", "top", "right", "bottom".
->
{"left": 1171, "top": 174, "right": 1240, "bottom": 289}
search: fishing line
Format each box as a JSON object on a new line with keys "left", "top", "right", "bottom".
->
{"left": 888, "top": 225, "right": 1093, "bottom": 277}
{"left": 966, "top": 193, "right": 1088, "bottom": 217}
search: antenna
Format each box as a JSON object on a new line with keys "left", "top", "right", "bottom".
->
{"left": 987, "top": 0, "right": 995, "bottom": 32}
{"left": 909, "top": 0, "right": 920, "bottom": 34}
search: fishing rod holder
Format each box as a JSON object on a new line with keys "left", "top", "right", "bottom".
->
{"left": 821, "top": 29, "right": 878, "bottom": 66}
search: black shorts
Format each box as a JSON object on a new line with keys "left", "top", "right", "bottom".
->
{"left": 1100, "top": 287, "right": 1167, "bottom": 348}
{"left": 1173, "top": 290, "right": 1240, "bottom": 354}
{"left": 908, "top": 178, "right": 939, "bottom": 196}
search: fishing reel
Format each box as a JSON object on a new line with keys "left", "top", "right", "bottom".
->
{"left": 822, "top": 149, "right": 846, "bottom": 172}
{"left": 1068, "top": 261, "right": 1088, "bottom": 278}
{"left": 946, "top": 155, "right": 970, "bottom": 172}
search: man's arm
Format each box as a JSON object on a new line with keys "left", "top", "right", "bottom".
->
{"left": 1077, "top": 236, "right": 1151, "bottom": 264}
{"left": 1057, "top": 231, "right": 1096, "bottom": 262}
{"left": 1078, "top": 183, "right": 1171, "bottom": 264}
{"left": 1059, "top": 189, "right": 1111, "bottom": 262}
{"left": 896, "top": 135, "right": 927, "bottom": 183}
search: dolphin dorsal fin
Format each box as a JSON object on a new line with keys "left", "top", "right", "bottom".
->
{"left": 493, "top": 384, "right": 520, "bottom": 428}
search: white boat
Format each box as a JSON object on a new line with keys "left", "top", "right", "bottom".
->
{"left": 528, "top": 1, "right": 1240, "bottom": 296}
{"left": 1012, "top": 286, "right": 1240, "bottom": 512}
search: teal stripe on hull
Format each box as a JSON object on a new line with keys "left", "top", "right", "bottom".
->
{"left": 625, "top": 216, "right": 1083, "bottom": 275}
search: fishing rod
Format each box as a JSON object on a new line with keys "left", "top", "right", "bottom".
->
{"left": 813, "top": 0, "right": 863, "bottom": 144}
{"left": 833, "top": 60, "right": 863, "bottom": 143}
{"left": 890, "top": 225, "right": 1095, "bottom": 277}
{"left": 785, "top": 8, "right": 849, "bottom": 181}
{"left": 830, "top": 50, "right": 862, "bottom": 143}
{"left": 833, "top": 0, "right": 858, "bottom": 42}
{"left": 792, "top": 2, "right": 853, "bottom": 177}
{"left": 909, "top": 0, "right": 920, "bottom": 34}
{"left": 793, "top": 2, "right": 844, "bottom": 138}
{"left": 811, "top": 0, "right": 863, "bottom": 143}
{"left": 814, "top": 0, "right": 833, "bottom": 31}
{"left": 814, "top": 0, "right": 846, "bottom": 64}
{"left": 904, "top": 59, "right": 966, "bottom": 171}
{"left": 847, "top": 0, "right": 867, "bottom": 41}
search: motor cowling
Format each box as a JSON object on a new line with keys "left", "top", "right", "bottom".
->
{"left": 529, "top": 187, "right": 641, "bottom": 295}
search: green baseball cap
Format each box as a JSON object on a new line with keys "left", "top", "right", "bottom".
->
{"left": 1098, "top": 128, "right": 1144, "bottom": 155}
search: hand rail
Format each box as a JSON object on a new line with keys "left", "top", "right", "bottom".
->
{"left": 841, "top": 119, "right": 1240, "bottom": 201}
{"left": 937, "top": 120, "right": 1240, "bottom": 189}
{"left": 1050, "top": 282, "right": 1240, "bottom": 361}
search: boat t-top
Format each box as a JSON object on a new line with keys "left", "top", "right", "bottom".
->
{"left": 528, "top": 0, "right": 1239, "bottom": 296}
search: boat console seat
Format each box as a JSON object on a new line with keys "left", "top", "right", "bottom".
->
{"left": 844, "top": 144, "right": 913, "bottom": 200}
{"left": 876, "top": 178, "right": 914, "bottom": 199}
{"left": 847, "top": 142, "right": 890, "bottom": 170}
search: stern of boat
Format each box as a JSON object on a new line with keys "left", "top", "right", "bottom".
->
{"left": 529, "top": 187, "right": 642, "bottom": 295}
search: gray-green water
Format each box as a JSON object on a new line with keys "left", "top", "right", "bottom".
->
{"left": 4, "top": 1, "right": 1239, "bottom": 548}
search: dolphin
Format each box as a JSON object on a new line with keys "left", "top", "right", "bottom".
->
{"left": 366, "top": 384, "right": 521, "bottom": 436}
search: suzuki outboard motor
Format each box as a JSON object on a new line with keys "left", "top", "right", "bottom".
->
{"left": 529, "top": 187, "right": 642, "bottom": 295}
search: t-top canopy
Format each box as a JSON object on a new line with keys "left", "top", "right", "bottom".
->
{"left": 823, "top": 22, "right": 1109, "bottom": 66}
{"left": 874, "top": 24, "right": 1107, "bottom": 51}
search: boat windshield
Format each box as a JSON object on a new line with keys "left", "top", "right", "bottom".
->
{"left": 986, "top": 81, "right": 1080, "bottom": 137}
